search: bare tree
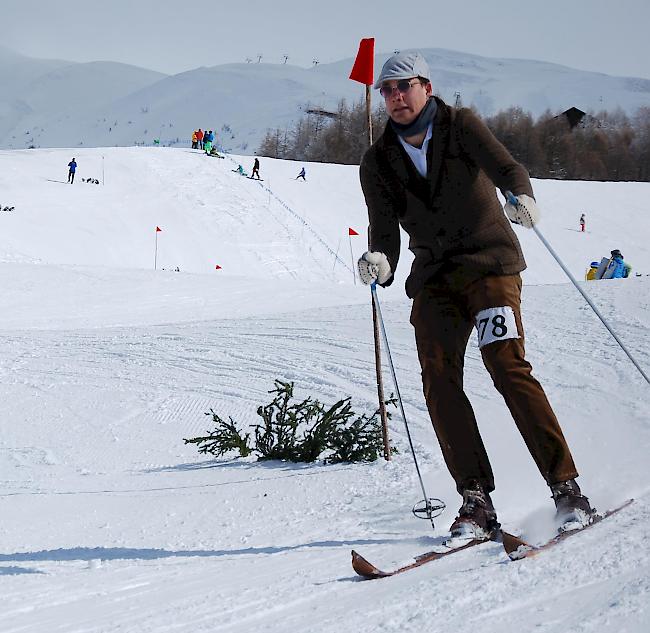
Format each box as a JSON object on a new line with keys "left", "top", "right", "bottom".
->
{"left": 260, "top": 102, "right": 650, "bottom": 180}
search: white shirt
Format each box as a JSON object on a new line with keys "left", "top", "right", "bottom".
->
{"left": 397, "top": 122, "right": 433, "bottom": 178}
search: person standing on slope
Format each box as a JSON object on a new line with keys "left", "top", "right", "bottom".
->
{"left": 204, "top": 130, "right": 214, "bottom": 155}
{"left": 196, "top": 128, "right": 204, "bottom": 150}
{"left": 357, "top": 52, "right": 594, "bottom": 538}
{"left": 251, "top": 157, "right": 261, "bottom": 180}
{"left": 295, "top": 166, "right": 306, "bottom": 181}
{"left": 579, "top": 213, "right": 586, "bottom": 232}
{"left": 67, "top": 158, "right": 77, "bottom": 184}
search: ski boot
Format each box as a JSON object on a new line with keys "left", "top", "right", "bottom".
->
{"left": 551, "top": 479, "right": 595, "bottom": 531}
{"left": 449, "top": 481, "right": 499, "bottom": 540}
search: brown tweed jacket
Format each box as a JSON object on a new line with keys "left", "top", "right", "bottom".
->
{"left": 360, "top": 97, "right": 533, "bottom": 298}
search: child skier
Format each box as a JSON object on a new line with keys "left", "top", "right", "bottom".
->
{"left": 232, "top": 165, "right": 248, "bottom": 177}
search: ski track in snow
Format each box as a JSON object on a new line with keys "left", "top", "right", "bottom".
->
{"left": 0, "top": 147, "right": 648, "bottom": 632}
{"left": 1, "top": 293, "right": 648, "bottom": 633}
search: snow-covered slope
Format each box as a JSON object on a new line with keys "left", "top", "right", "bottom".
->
{"left": 0, "top": 147, "right": 648, "bottom": 632}
{"left": 2, "top": 46, "right": 650, "bottom": 152}
{"left": 1, "top": 147, "right": 648, "bottom": 286}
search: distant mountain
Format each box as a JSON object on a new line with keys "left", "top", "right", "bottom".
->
{"left": 0, "top": 45, "right": 70, "bottom": 96}
{"left": 1, "top": 46, "right": 649, "bottom": 153}
{"left": 0, "top": 46, "right": 166, "bottom": 149}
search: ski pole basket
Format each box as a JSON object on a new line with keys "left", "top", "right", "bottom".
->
{"left": 412, "top": 498, "right": 446, "bottom": 523}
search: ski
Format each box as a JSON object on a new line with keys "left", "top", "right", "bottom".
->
{"left": 352, "top": 500, "right": 634, "bottom": 577}
{"left": 503, "top": 498, "right": 634, "bottom": 560}
{"left": 351, "top": 532, "right": 503, "bottom": 579}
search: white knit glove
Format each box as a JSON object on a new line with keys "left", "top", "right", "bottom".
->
{"left": 504, "top": 193, "right": 540, "bottom": 228}
{"left": 358, "top": 251, "right": 392, "bottom": 285}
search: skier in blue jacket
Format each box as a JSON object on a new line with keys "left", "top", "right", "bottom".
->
{"left": 204, "top": 131, "right": 214, "bottom": 155}
{"left": 604, "top": 250, "right": 627, "bottom": 279}
{"left": 67, "top": 158, "right": 77, "bottom": 184}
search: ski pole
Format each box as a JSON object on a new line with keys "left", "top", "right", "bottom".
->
{"left": 370, "top": 283, "right": 445, "bottom": 529}
{"left": 371, "top": 292, "right": 391, "bottom": 461}
{"left": 505, "top": 192, "right": 649, "bottom": 386}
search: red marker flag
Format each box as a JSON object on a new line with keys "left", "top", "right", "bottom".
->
{"left": 156, "top": 226, "right": 162, "bottom": 232}
{"left": 348, "top": 227, "right": 359, "bottom": 236}
{"left": 215, "top": 265, "right": 222, "bottom": 270}
{"left": 349, "top": 38, "right": 375, "bottom": 86}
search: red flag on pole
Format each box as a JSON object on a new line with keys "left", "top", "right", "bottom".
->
{"left": 156, "top": 226, "right": 162, "bottom": 232}
{"left": 348, "top": 227, "right": 359, "bottom": 236}
{"left": 349, "top": 38, "right": 375, "bottom": 86}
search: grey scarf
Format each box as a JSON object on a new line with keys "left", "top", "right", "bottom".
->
{"left": 390, "top": 97, "right": 437, "bottom": 138}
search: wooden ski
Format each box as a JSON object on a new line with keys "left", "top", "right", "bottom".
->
{"left": 503, "top": 499, "right": 634, "bottom": 560}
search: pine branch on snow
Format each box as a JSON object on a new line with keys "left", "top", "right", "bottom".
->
{"left": 184, "top": 380, "right": 397, "bottom": 463}
{"left": 183, "top": 410, "right": 252, "bottom": 458}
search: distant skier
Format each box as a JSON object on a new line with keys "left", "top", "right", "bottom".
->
{"left": 579, "top": 213, "right": 586, "bottom": 232}
{"left": 357, "top": 51, "right": 594, "bottom": 539}
{"left": 196, "top": 128, "right": 204, "bottom": 150}
{"left": 191, "top": 130, "right": 198, "bottom": 149}
{"left": 232, "top": 164, "right": 247, "bottom": 177}
{"left": 67, "top": 158, "right": 77, "bottom": 184}
{"left": 251, "top": 157, "right": 261, "bottom": 180}
{"left": 603, "top": 249, "right": 631, "bottom": 279}
{"left": 204, "top": 130, "right": 214, "bottom": 155}
{"left": 295, "top": 166, "right": 306, "bottom": 181}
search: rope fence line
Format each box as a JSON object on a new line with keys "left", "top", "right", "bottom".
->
{"left": 222, "top": 153, "right": 351, "bottom": 272}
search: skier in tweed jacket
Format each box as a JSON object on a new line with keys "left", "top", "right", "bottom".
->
{"left": 357, "top": 52, "right": 594, "bottom": 537}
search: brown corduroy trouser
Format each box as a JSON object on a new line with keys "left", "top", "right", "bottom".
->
{"left": 410, "top": 273, "right": 578, "bottom": 494}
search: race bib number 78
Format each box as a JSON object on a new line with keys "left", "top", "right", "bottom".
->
{"left": 474, "top": 306, "right": 519, "bottom": 349}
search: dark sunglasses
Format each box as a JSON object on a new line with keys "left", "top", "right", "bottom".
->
{"left": 379, "top": 79, "right": 422, "bottom": 98}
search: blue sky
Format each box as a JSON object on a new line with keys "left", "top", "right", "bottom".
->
{"left": 4, "top": 0, "right": 650, "bottom": 79}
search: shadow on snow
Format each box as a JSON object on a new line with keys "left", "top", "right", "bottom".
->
{"left": 0, "top": 535, "right": 434, "bottom": 564}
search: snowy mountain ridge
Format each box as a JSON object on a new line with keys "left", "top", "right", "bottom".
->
{"left": 2, "top": 44, "right": 650, "bottom": 153}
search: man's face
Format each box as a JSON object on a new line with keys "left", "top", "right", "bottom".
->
{"left": 381, "top": 78, "right": 432, "bottom": 125}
